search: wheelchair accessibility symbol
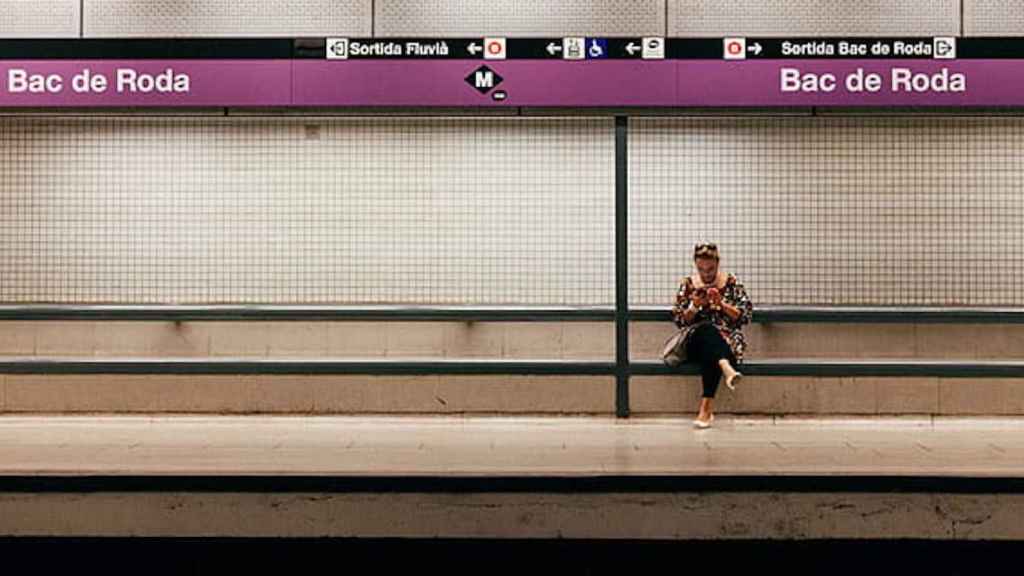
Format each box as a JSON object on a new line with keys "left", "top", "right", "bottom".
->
{"left": 587, "top": 38, "right": 608, "bottom": 59}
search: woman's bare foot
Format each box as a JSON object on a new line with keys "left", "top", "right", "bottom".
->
{"left": 694, "top": 398, "right": 714, "bottom": 428}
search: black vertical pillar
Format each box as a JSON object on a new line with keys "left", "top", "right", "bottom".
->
{"left": 615, "top": 115, "right": 630, "bottom": 418}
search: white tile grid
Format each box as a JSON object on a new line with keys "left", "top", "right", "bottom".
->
{"left": 375, "top": 0, "right": 665, "bottom": 36}
{"left": 0, "top": 0, "right": 80, "bottom": 38}
{"left": 82, "top": 0, "right": 372, "bottom": 37}
{"left": 6, "top": 116, "right": 1024, "bottom": 307}
{"left": 963, "top": 0, "right": 1024, "bottom": 36}
{"left": 0, "top": 117, "right": 615, "bottom": 305}
{"left": 669, "top": 0, "right": 960, "bottom": 36}
{"left": 629, "top": 117, "right": 1024, "bottom": 306}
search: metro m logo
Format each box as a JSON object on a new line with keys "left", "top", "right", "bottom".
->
{"left": 476, "top": 70, "right": 495, "bottom": 89}
{"left": 465, "top": 65, "right": 504, "bottom": 95}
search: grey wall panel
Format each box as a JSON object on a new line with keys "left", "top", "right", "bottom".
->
{"left": 964, "top": 1, "right": 1024, "bottom": 36}
{"left": 669, "top": 0, "right": 960, "bottom": 37}
{"left": 83, "top": 0, "right": 371, "bottom": 38}
{"left": 0, "top": 117, "right": 614, "bottom": 305}
{"left": 0, "top": 0, "right": 80, "bottom": 38}
{"left": 376, "top": 0, "right": 665, "bottom": 37}
{"left": 630, "top": 117, "right": 1024, "bottom": 307}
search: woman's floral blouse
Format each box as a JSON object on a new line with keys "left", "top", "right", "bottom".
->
{"left": 671, "top": 274, "right": 754, "bottom": 362}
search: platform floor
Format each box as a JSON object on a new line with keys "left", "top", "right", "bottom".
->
{"left": 1, "top": 414, "right": 1022, "bottom": 477}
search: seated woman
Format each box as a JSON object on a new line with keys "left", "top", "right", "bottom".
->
{"left": 671, "top": 243, "right": 753, "bottom": 429}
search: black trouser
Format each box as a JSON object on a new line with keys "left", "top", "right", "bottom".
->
{"left": 685, "top": 322, "right": 737, "bottom": 399}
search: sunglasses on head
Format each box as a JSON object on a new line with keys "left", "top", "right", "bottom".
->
{"left": 694, "top": 243, "right": 718, "bottom": 255}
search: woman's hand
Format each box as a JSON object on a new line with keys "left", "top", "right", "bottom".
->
{"left": 707, "top": 287, "right": 723, "bottom": 311}
{"left": 690, "top": 290, "right": 708, "bottom": 309}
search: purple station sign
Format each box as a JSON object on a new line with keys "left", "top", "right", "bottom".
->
{"left": 0, "top": 60, "right": 292, "bottom": 107}
{"left": 291, "top": 60, "right": 678, "bottom": 107}
{"left": 294, "top": 59, "right": 1023, "bottom": 107}
{"left": 1, "top": 37, "right": 1022, "bottom": 108}
{"left": 676, "top": 60, "right": 1019, "bottom": 106}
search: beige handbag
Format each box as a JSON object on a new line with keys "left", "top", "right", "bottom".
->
{"left": 661, "top": 326, "right": 693, "bottom": 367}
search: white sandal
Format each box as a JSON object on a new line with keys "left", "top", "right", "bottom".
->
{"left": 725, "top": 371, "right": 743, "bottom": 392}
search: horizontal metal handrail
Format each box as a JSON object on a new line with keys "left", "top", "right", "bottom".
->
{"left": 2, "top": 304, "right": 1024, "bottom": 323}
{"left": 0, "top": 305, "right": 616, "bottom": 322}
{"left": 634, "top": 305, "right": 1024, "bottom": 323}
{"left": 3, "top": 357, "right": 1024, "bottom": 377}
{"left": 632, "top": 359, "right": 1024, "bottom": 378}
{"left": 0, "top": 358, "right": 616, "bottom": 375}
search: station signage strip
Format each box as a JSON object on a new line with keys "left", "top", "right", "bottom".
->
{"left": 0, "top": 37, "right": 1022, "bottom": 60}
{"left": 1, "top": 37, "right": 1023, "bottom": 107}
{"left": 312, "top": 37, "right": 974, "bottom": 60}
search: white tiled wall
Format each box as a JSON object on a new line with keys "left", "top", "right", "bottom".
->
{"left": 964, "top": 1, "right": 1024, "bottom": 36}
{"left": 5, "top": 116, "right": 1024, "bottom": 307}
{"left": 669, "top": 0, "right": 961, "bottom": 37}
{"left": 629, "top": 117, "right": 1024, "bottom": 306}
{"left": 376, "top": 0, "right": 666, "bottom": 37}
{"left": 0, "top": 0, "right": 80, "bottom": 38}
{"left": 9, "top": 1, "right": 969, "bottom": 39}
{"left": 82, "top": 0, "right": 372, "bottom": 37}
{"left": 0, "top": 117, "right": 615, "bottom": 305}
